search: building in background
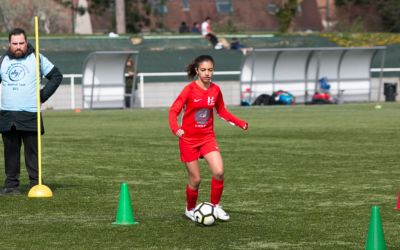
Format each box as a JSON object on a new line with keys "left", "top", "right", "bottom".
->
{"left": 81, "top": 0, "right": 325, "bottom": 34}
{"left": 144, "top": 0, "right": 323, "bottom": 33}
{"left": 0, "top": 0, "right": 326, "bottom": 34}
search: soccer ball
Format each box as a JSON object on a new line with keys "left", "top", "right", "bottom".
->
{"left": 193, "top": 202, "right": 217, "bottom": 226}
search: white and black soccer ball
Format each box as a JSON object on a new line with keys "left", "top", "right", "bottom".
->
{"left": 193, "top": 202, "right": 217, "bottom": 226}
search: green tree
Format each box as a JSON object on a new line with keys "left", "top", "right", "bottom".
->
{"left": 275, "top": 0, "right": 300, "bottom": 33}
{"left": 125, "top": 0, "right": 154, "bottom": 33}
{"left": 374, "top": 0, "right": 400, "bottom": 32}
{"left": 335, "top": 0, "right": 400, "bottom": 32}
{"left": 335, "top": 0, "right": 370, "bottom": 6}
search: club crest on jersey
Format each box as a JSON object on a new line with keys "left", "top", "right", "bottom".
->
{"left": 194, "top": 108, "right": 210, "bottom": 125}
{"left": 7, "top": 64, "right": 28, "bottom": 81}
{"left": 207, "top": 96, "right": 215, "bottom": 106}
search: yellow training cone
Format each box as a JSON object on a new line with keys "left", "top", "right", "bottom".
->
{"left": 28, "top": 184, "right": 53, "bottom": 198}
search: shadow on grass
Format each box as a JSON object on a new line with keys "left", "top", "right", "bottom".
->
{"left": 20, "top": 182, "right": 79, "bottom": 193}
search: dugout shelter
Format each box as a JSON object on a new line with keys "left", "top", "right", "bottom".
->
{"left": 82, "top": 51, "right": 139, "bottom": 109}
{"left": 240, "top": 47, "right": 386, "bottom": 104}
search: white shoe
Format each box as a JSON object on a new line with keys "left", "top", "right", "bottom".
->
{"left": 214, "top": 43, "right": 223, "bottom": 50}
{"left": 214, "top": 204, "right": 230, "bottom": 221}
{"left": 185, "top": 208, "right": 195, "bottom": 221}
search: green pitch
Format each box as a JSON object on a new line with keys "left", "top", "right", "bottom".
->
{"left": 0, "top": 103, "right": 399, "bottom": 249}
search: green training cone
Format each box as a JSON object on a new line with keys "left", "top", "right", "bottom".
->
{"left": 112, "top": 182, "right": 139, "bottom": 225}
{"left": 366, "top": 206, "right": 386, "bottom": 250}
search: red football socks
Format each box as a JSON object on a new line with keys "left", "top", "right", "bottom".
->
{"left": 186, "top": 185, "right": 198, "bottom": 210}
{"left": 210, "top": 178, "right": 224, "bottom": 205}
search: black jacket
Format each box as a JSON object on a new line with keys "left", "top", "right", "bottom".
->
{"left": 0, "top": 43, "right": 63, "bottom": 133}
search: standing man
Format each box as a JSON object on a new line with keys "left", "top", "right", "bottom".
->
{"left": 0, "top": 28, "right": 63, "bottom": 195}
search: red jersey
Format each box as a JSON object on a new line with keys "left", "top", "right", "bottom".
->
{"left": 169, "top": 81, "right": 247, "bottom": 142}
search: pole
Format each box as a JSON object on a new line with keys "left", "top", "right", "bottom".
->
{"left": 34, "top": 17, "right": 43, "bottom": 186}
{"left": 326, "top": 0, "right": 330, "bottom": 32}
{"left": 71, "top": 0, "right": 75, "bottom": 34}
{"left": 28, "top": 16, "right": 53, "bottom": 198}
{"left": 115, "top": 0, "right": 126, "bottom": 34}
{"left": 71, "top": 76, "right": 75, "bottom": 109}
{"left": 140, "top": 74, "right": 144, "bottom": 108}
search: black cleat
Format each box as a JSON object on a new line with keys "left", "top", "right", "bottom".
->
{"left": 0, "top": 187, "right": 21, "bottom": 196}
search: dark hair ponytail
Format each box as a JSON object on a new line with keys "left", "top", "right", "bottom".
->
{"left": 186, "top": 55, "right": 215, "bottom": 80}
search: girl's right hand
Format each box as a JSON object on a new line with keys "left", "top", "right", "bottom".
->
{"left": 242, "top": 122, "right": 249, "bottom": 130}
{"left": 176, "top": 129, "right": 185, "bottom": 137}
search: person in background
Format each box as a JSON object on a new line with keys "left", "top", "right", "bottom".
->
{"left": 230, "top": 37, "right": 245, "bottom": 50}
{"left": 191, "top": 22, "right": 200, "bottom": 33}
{"left": 125, "top": 58, "right": 136, "bottom": 108}
{"left": 230, "top": 37, "right": 253, "bottom": 55}
{"left": 201, "top": 17, "right": 223, "bottom": 50}
{"left": 0, "top": 28, "right": 63, "bottom": 195}
{"left": 179, "top": 21, "right": 190, "bottom": 33}
{"left": 169, "top": 55, "right": 248, "bottom": 222}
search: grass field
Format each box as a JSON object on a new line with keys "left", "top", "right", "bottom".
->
{"left": 0, "top": 103, "right": 399, "bottom": 249}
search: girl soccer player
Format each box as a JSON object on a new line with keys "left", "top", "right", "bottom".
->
{"left": 168, "top": 55, "right": 248, "bottom": 221}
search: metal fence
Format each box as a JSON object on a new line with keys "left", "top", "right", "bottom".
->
{"left": 43, "top": 68, "right": 399, "bottom": 110}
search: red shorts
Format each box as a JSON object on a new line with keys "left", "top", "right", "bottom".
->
{"left": 179, "top": 138, "right": 219, "bottom": 162}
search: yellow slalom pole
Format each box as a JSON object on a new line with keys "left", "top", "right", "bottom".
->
{"left": 28, "top": 16, "right": 53, "bottom": 198}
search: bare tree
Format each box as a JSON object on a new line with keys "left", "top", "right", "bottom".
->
{"left": 0, "top": 0, "right": 70, "bottom": 34}
{"left": 0, "top": 5, "right": 11, "bottom": 32}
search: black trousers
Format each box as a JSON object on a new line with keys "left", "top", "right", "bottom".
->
{"left": 2, "top": 130, "right": 38, "bottom": 188}
{"left": 205, "top": 33, "right": 219, "bottom": 46}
